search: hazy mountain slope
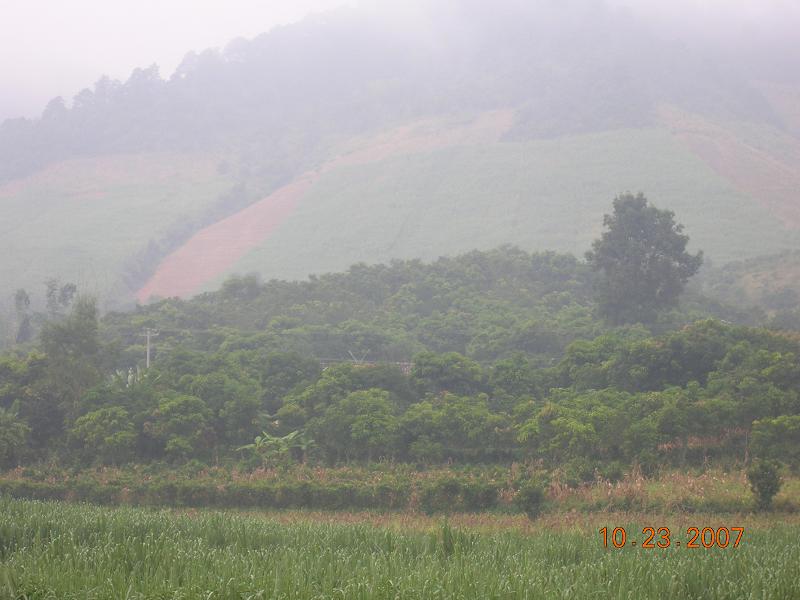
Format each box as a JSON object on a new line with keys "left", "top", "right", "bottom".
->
{"left": 136, "top": 172, "right": 317, "bottom": 301}
{"left": 0, "top": 152, "right": 237, "bottom": 307}
{"left": 660, "top": 106, "right": 800, "bottom": 228}
{"left": 186, "top": 121, "right": 797, "bottom": 294}
{"left": 137, "top": 110, "right": 515, "bottom": 300}
{"left": 1, "top": 0, "right": 799, "bottom": 307}
{"left": 757, "top": 82, "right": 800, "bottom": 138}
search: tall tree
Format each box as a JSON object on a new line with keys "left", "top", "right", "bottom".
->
{"left": 39, "top": 296, "right": 102, "bottom": 422}
{"left": 0, "top": 401, "right": 29, "bottom": 468}
{"left": 44, "top": 279, "right": 77, "bottom": 318}
{"left": 13, "top": 289, "right": 33, "bottom": 344}
{"left": 586, "top": 193, "right": 703, "bottom": 324}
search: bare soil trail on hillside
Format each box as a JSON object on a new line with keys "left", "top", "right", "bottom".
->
{"left": 136, "top": 110, "right": 515, "bottom": 301}
{"left": 136, "top": 173, "right": 318, "bottom": 301}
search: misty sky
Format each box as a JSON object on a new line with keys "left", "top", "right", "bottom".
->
{"left": 0, "top": 0, "right": 353, "bottom": 121}
{"left": 2, "top": 0, "right": 797, "bottom": 122}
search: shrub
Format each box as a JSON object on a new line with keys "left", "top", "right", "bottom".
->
{"left": 420, "top": 477, "right": 463, "bottom": 514}
{"left": 562, "top": 458, "right": 597, "bottom": 487}
{"left": 515, "top": 482, "right": 545, "bottom": 520}
{"left": 461, "top": 481, "right": 498, "bottom": 511}
{"left": 747, "top": 460, "right": 782, "bottom": 511}
{"left": 599, "top": 461, "right": 625, "bottom": 483}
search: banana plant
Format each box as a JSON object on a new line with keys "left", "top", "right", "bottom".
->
{"left": 292, "top": 430, "right": 316, "bottom": 464}
{"left": 237, "top": 430, "right": 314, "bottom": 467}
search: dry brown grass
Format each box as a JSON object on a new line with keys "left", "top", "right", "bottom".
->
{"left": 226, "top": 506, "right": 800, "bottom": 537}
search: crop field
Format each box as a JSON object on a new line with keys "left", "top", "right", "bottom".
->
{"left": 0, "top": 152, "right": 236, "bottom": 304}
{"left": 1, "top": 497, "right": 798, "bottom": 599}
{"left": 223, "top": 127, "right": 800, "bottom": 290}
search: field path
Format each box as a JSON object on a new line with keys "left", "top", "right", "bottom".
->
{"left": 136, "top": 110, "right": 514, "bottom": 301}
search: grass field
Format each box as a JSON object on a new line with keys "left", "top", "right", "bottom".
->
{"left": 1, "top": 497, "right": 798, "bottom": 599}
{"left": 223, "top": 127, "right": 800, "bottom": 290}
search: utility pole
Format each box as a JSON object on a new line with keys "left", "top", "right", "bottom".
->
{"left": 140, "top": 328, "right": 159, "bottom": 368}
{"left": 348, "top": 349, "right": 370, "bottom": 364}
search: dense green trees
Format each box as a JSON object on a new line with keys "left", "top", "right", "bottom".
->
{"left": 751, "top": 416, "right": 800, "bottom": 465}
{"left": 39, "top": 295, "right": 103, "bottom": 422}
{"left": 587, "top": 193, "right": 703, "bottom": 324}
{"left": 69, "top": 407, "right": 135, "bottom": 465}
{"left": 0, "top": 403, "right": 29, "bottom": 468}
{"left": 0, "top": 248, "right": 798, "bottom": 476}
{"left": 311, "top": 389, "right": 398, "bottom": 463}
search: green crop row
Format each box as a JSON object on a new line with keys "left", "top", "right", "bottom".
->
{"left": 1, "top": 497, "right": 799, "bottom": 599}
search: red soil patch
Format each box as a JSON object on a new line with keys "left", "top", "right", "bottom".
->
{"left": 659, "top": 105, "right": 800, "bottom": 229}
{"left": 136, "top": 173, "right": 318, "bottom": 302}
{"left": 137, "top": 110, "right": 515, "bottom": 301}
{"left": 329, "top": 109, "right": 516, "bottom": 169}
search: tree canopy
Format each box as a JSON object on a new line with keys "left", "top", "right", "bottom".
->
{"left": 0, "top": 247, "right": 795, "bottom": 477}
{"left": 586, "top": 193, "right": 703, "bottom": 324}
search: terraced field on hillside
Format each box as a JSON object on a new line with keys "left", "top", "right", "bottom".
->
{"left": 136, "top": 111, "right": 515, "bottom": 300}
{"left": 3, "top": 107, "right": 800, "bottom": 305}
{"left": 205, "top": 124, "right": 799, "bottom": 292}
{"left": 0, "top": 152, "right": 236, "bottom": 307}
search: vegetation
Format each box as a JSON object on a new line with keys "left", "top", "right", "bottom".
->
{"left": 0, "top": 402, "right": 28, "bottom": 469}
{"left": 3, "top": 2, "right": 788, "bottom": 183}
{"left": 1, "top": 464, "right": 798, "bottom": 516}
{"left": 697, "top": 250, "right": 800, "bottom": 328}
{"left": 0, "top": 241, "right": 795, "bottom": 478}
{"left": 747, "top": 460, "right": 782, "bottom": 511}
{"left": 1, "top": 497, "right": 799, "bottom": 599}
{"left": 513, "top": 481, "right": 546, "bottom": 519}
{"left": 586, "top": 193, "right": 703, "bottom": 324}
{"left": 2, "top": 3, "right": 799, "bottom": 595}
{"left": 0, "top": 152, "right": 241, "bottom": 306}
{"left": 2, "top": 1, "right": 799, "bottom": 307}
{"left": 228, "top": 128, "right": 797, "bottom": 290}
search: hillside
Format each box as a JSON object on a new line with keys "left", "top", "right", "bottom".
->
{"left": 1, "top": 0, "right": 799, "bottom": 310}
{"left": 0, "top": 152, "right": 240, "bottom": 309}
{"left": 200, "top": 120, "right": 798, "bottom": 294}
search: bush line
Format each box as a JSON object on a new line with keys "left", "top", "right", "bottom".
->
{"left": 0, "top": 476, "right": 506, "bottom": 514}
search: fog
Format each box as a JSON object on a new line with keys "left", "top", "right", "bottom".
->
{"left": 2, "top": 0, "right": 798, "bottom": 122}
{"left": 0, "top": 0, "right": 353, "bottom": 121}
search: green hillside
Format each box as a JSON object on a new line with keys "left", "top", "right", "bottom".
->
{"left": 1, "top": 0, "right": 799, "bottom": 307}
{"left": 221, "top": 127, "right": 800, "bottom": 289}
{"left": 0, "top": 152, "right": 237, "bottom": 307}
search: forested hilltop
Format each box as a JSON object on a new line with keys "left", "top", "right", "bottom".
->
{"left": 2, "top": 241, "right": 797, "bottom": 483}
{"left": 2, "top": 1, "right": 788, "bottom": 183}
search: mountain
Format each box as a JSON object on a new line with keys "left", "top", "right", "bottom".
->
{"left": 2, "top": 0, "right": 799, "bottom": 314}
